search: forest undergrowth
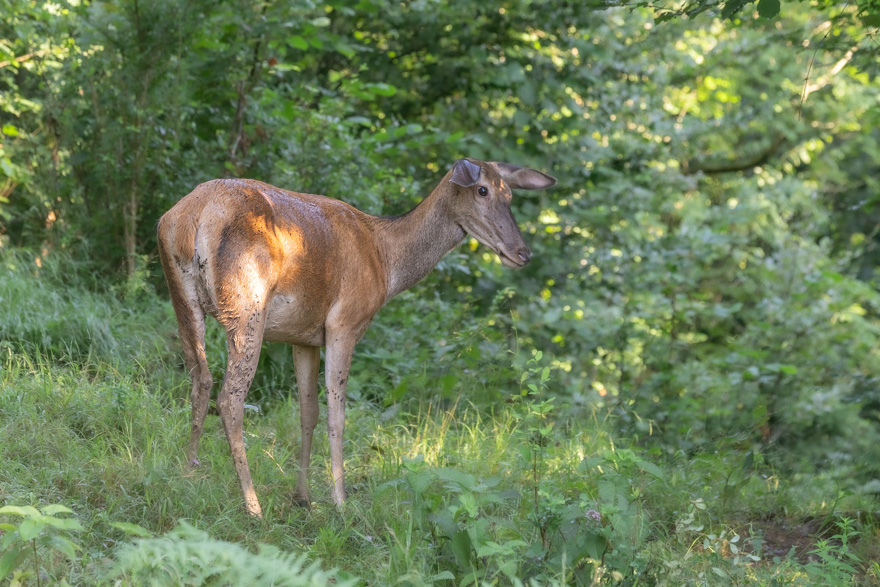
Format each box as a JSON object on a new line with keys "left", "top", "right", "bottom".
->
{"left": 1, "top": 250, "right": 878, "bottom": 586}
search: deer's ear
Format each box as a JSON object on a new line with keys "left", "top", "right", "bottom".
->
{"left": 492, "top": 162, "right": 557, "bottom": 190}
{"left": 450, "top": 159, "right": 482, "bottom": 187}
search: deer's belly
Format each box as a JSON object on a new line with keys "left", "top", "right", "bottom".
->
{"left": 263, "top": 294, "right": 326, "bottom": 346}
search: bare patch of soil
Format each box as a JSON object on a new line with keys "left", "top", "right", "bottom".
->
{"left": 749, "top": 517, "right": 823, "bottom": 562}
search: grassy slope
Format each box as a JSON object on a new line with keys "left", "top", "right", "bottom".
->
{"left": 1, "top": 253, "right": 879, "bottom": 585}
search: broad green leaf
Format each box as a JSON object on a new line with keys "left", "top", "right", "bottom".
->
{"left": 635, "top": 459, "right": 665, "bottom": 481}
{"left": 42, "top": 517, "right": 84, "bottom": 532}
{"left": 288, "top": 35, "right": 308, "bottom": 51}
{"left": 435, "top": 468, "right": 477, "bottom": 490}
{"left": 449, "top": 529, "right": 473, "bottom": 569}
{"left": 757, "top": 0, "right": 780, "bottom": 18}
{"left": 0, "top": 546, "right": 26, "bottom": 580}
{"left": 1, "top": 530, "right": 19, "bottom": 550}
{"left": 46, "top": 535, "right": 80, "bottom": 558}
{"left": 405, "top": 470, "right": 432, "bottom": 497}
{"left": 476, "top": 541, "right": 503, "bottom": 557}
{"left": 17, "top": 517, "right": 47, "bottom": 541}
{"left": 0, "top": 506, "right": 40, "bottom": 518}
{"left": 367, "top": 82, "right": 397, "bottom": 96}
{"left": 40, "top": 505, "right": 73, "bottom": 516}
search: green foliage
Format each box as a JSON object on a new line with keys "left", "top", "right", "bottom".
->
{"left": 802, "top": 518, "right": 863, "bottom": 586}
{"left": 111, "top": 523, "right": 356, "bottom": 586}
{"left": 3, "top": 0, "right": 880, "bottom": 584}
{"left": 0, "top": 504, "right": 83, "bottom": 585}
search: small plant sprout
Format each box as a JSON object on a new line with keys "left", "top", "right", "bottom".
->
{"left": 0, "top": 504, "right": 84, "bottom": 587}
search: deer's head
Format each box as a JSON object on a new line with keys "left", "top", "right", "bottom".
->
{"left": 449, "top": 158, "right": 556, "bottom": 268}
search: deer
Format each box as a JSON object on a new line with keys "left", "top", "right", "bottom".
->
{"left": 157, "top": 158, "right": 556, "bottom": 518}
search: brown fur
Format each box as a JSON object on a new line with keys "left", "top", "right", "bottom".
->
{"left": 158, "top": 160, "right": 555, "bottom": 516}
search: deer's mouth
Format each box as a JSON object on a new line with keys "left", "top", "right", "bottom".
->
{"left": 497, "top": 249, "right": 527, "bottom": 268}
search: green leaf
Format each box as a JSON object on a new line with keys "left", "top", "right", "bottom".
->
{"left": 1, "top": 124, "right": 18, "bottom": 137}
{"left": 288, "top": 35, "right": 309, "bottom": 51}
{"left": 367, "top": 82, "right": 397, "bottom": 97}
{"left": 757, "top": 0, "right": 780, "bottom": 18}
{"left": 405, "top": 470, "right": 433, "bottom": 497}
{"left": 1, "top": 530, "right": 19, "bottom": 550}
{"left": 17, "top": 518, "right": 47, "bottom": 541}
{"left": 41, "top": 517, "right": 83, "bottom": 532}
{"left": 476, "top": 541, "right": 503, "bottom": 557}
{"left": 861, "top": 12, "right": 880, "bottom": 26}
{"left": 635, "top": 459, "right": 665, "bottom": 481}
{"left": 449, "top": 530, "right": 473, "bottom": 569}
{"left": 0, "top": 546, "right": 26, "bottom": 580}
{"left": 458, "top": 492, "right": 479, "bottom": 518}
{"left": 39, "top": 505, "right": 73, "bottom": 516}
{"left": 720, "top": 0, "right": 749, "bottom": 19}
{"left": 311, "top": 16, "right": 331, "bottom": 27}
{"left": 0, "top": 506, "right": 40, "bottom": 518}
{"left": 109, "top": 522, "right": 153, "bottom": 537}
{"left": 46, "top": 535, "right": 80, "bottom": 559}
{"left": 435, "top": 468, "right": 477, "bottom": 490}
{"left": 742, "top": 451, "right": 755, "bottom": 472}
{"left": 583, "top": 532, "right": 606, "bottom": 560}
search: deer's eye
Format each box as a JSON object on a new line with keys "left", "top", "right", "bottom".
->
{"left": 478, "top": 187, "right": 488, "bottom": 196}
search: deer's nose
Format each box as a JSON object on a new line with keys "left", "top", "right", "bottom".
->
{"left": 517, "top": 246, "right": 532, "bottom": 265}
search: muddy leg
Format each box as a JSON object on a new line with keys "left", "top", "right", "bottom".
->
{"left": 218, "top": 315, "right": 265, "bottom": 518}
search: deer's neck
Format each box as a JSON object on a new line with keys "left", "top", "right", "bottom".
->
{"left": 374, "top": 185, "right": 465, "bottom": 301}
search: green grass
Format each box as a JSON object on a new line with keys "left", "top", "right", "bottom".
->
{"left": 1, "top": 251, "right": 879, "bottom": 585}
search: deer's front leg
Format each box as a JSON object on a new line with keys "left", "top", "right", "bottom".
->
{"left": 292, "top": 344, "right": 320, "bottom": 507}
{"left": 323, "top": 334, "right": 356, "bottom": 506}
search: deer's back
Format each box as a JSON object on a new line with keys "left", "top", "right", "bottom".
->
{"left": 158, "top": 179, "right": 388, "bottom": 346}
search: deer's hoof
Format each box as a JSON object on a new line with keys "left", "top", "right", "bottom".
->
{"left": 292, "top": 495, "right": 312, "bottom": 509}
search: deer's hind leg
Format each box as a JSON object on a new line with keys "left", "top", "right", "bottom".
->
{"left": 158, "top": 246, "right": 213, "bottom": 472}
{"left": 181, "top": 304, "right": 212, "bottom": 471}
{"left": 216, "top": 288, "right": 271, "bottom": 518}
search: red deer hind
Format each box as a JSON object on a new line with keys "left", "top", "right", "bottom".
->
{"left": 157, "top": 158, "right": 556, "bottom": 517}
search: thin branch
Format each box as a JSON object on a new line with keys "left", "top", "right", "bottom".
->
{"left": 0, "top": 49, "right": 50, "bottom": 69}
{"left": 682, "top": 133, "right": 786, "bottom": 175}
{"left": 803, "top": 46, "right": 857, "bottom": 98}
{"left": 798, "top": 4, "right": 848, "bottom": 121}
